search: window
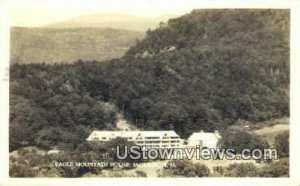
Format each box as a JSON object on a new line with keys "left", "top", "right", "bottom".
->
{"left": 145, "top": 137, "right": 160, "bottom": 139}
{"left": 145, "top": 141, "right": 160, "bottom": 144}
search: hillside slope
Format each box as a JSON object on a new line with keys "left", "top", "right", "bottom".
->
{"left": 10, "top": 27, "right": 144, "bottom": 64}
{"left": 106, "top": 9, "right": 290, "bottom": 135}
{"left": 9, "top": 9, "right": 290, "bottom": 151}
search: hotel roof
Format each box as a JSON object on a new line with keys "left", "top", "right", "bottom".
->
{"left": 87, "top": 130, "right": 180, "bottom": 140}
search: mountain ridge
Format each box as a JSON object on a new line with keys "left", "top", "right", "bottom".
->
{"left": 45, "top": 13, "right": 175, "bottom": 32}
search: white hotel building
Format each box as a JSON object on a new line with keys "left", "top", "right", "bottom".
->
{"left": 187, "top": 130, "right": 221, "bottom": 149}
{"left": 86, "top": 130, "right": 221, "bottom": 149}
{"left": 86, "top": 130, "right": 181, "bottom": 148}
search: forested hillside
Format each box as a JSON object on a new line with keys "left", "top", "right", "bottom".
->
{"left": 120, "top": 9, "right": 289, "bottom": 134}
{"left": 10, "top": 9, "right": 289, "bottom": 151}
{"left": 11, "top": 27, "right": 144, "bottom": 64}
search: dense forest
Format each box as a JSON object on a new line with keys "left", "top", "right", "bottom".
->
{"left": 10, "top": 9, "right": 289, "bottom": 152}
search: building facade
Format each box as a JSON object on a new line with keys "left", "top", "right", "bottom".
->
{"left": 86, "top": 130, "right": 181, "bottom": 149}
{"left": 87, "top": 130, "right": 221, "bottom": 149}
{"left": 187, "top": 130, "right": 221, "bottom": 149}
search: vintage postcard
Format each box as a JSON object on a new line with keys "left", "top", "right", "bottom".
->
{"left": 0, "top": 0, "right": 300, "bottom": 185}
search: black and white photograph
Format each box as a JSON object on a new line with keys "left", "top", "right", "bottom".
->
{"left": 0, "top": 0, "right": 300, "bottom": 185}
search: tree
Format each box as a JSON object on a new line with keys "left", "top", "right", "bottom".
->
{"left": 274, "top": 131, "right": 289, "bottom": 158}
{"left": 219, "top": 128, "right": 270, "bottom": 154}
{"left": 35, "top": 127, "right": 64, "bottom": 149}
{"left": 9, "top": 95, "right": 48, "bottom": 151}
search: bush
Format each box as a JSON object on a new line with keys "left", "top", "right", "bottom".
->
{"left": 212, "top": 165, "right": 225, "bottom": 175}
{"left": 10, "top": 156, "right": 17, "bottom": 163}
{"left": 57, "top": 166, "right": 79, "bottom": 177}
{"left": 135, "top": 170, "right": 147, "bottom": 177}
{"left": 259, "top": 158, "right": 289, "bottom": 177}
{"left": 9, "top": 164, "right": 36, "bottom": 177}
{"left": 274, "top": 131, "right": 289, "bottom": 158}
{"left": 163, "top": 160, "right": 210, "bottom": 177}
{"left": 224, "top": 163, "right": 259, "bottom": 177}
{"left": 194, "top": 163, "right": 210, "bottom": 177}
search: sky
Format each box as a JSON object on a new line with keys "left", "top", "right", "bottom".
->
{"left": 9, "top": 0, "right": 206, "bottom": 27}
{"left": 8, "top": 0, "right": 291, "bottom": 27}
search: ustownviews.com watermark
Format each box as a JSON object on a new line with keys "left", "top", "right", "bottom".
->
{"left": 116, "top": 145, "right": 278, "bottom": 160}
